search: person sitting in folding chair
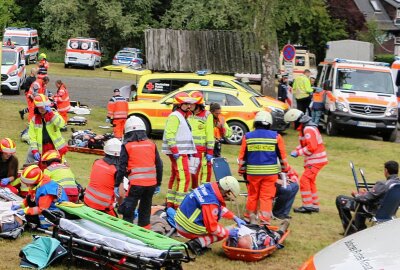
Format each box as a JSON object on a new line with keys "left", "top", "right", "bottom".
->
{"left": 336, "top": 160, "right": 400, "bottom": 235}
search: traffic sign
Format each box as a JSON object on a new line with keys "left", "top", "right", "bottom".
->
{"left": 283, "top": 44, "right": 296, "bottom": 62}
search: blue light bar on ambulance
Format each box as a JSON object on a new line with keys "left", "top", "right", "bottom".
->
{"left": 122, "top": 48, "right": 141, "bottom": 52}
{"left": 196, "top": 70, "right": 210, "bottom": 76}
{"left": 199, "top": 80, "right": 209, "bottom": 86}
{"left": 334, "top": 58, "right": 389, "bottom": 67}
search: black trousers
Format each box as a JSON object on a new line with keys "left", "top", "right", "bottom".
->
{"left": 118, "top": 185, "right": 156, "bottom": 227}
{"left": 25, "top": 194, "right": 41, "bottom": 226}
{"left": 336, "top": 195, "right": 370, "bottom": 235}
{"left": 296, "top": 96, "right": 312, "bottom": 115}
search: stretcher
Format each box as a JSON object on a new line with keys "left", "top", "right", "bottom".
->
{"left": 67, "top": 146, "right": 105, "bottom": 156}
{"left": 222, "top": 225, "right": 290, "bottom": 262}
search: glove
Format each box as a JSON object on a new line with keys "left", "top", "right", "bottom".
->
{"left": 33, "top": 152, "right": 41, "bottom": 161}
{"left": 290, "top": 151, "right": 298, "bottom": 158}
{"left": 11, "top": 204, "right": 21, "bottom": 211}
{"left": 229, "top": 228, "right": 239, "bottom": 239}
{"left": 154, "top": 186, "right": 161, "bottom": 195}
{"left": 44, "top": 106, "right": 52, "bottom": 113}
{"left": 233, "top": 216, "right": 246, "bottom": 227}
{"left": 1, "top": 177, "right": 11, "bottom": 187}
{"left": 172, "top": 154, "right": 180, "bottom": 160}
{"left": 114, "top": 187, "right": 120, "bottom": 198}
{"left": 106, "top": 118, "right": 111, "bottom": 123}
{"left": 206, "top": 154, "right": 213, "bottom": 162}
{"left": 17, "top": 209, "right": 25, "bottom": 216}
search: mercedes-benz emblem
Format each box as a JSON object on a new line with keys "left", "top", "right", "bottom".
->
{"left": 364, "top": 106, "right": 372, "bottom": 114}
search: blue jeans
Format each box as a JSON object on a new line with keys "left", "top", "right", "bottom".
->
{"left": 311, "top": 110, "right": 323, "bottom": 125}
{"left": 273, "top": 182, "right": 299, "bottom": 218}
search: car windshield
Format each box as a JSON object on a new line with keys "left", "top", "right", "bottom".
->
{"left": 232, "top": 80, "right": 261, "bottom": 97}
{"left": 1, "top": 51, "right": 17, "bottom": 65}
{"left": 336, "top": 68, "right": 395, "bottom": 94}
{"left": 3, "top": 36, "right": 29, "bottom": 46}
{"left": 118, "top": 51, "right": 136, "bottom": 58}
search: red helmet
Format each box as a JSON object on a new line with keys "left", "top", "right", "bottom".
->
{"left": 189, "top": 91, "right": 204, "bottom": 105}
{"left": 173, "top": 92, "right": 196, "bottom": 105}
{"left": 21, "top": 165, "right": 43, "bottom": 185}
{"left": 34, "top": 94, "right": 51, "bottom": 108}
{"left": 0, "top": 138, "right": 16, "bottom": 154}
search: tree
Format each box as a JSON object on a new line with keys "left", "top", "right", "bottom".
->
{"left": 0, "top": 0, "right": 21, "bottom": 32}
{"left": 14, "top": 0, "right": 42, "bottom": 30}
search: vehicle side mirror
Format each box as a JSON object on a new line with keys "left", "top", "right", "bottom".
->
{"left": 164, "top": 98, "right": 174, "bottom": 105}
{"left": 323, "top": 80, "right": 332, "bottom": 91}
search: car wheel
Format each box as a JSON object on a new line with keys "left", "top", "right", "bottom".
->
{"left": 25, "top": 58, "right": 30, "bottom": 65}
{"left": 326, "top": 116, "right": 338, "bottom": 136}
{"left": 64, "top": 64, "right": 69, "bottom": 68}
{"left": 226, "top": 121, "right": 247, "bottom": 145}
{"left": 382, "top": 129, "right": 397, "bottom": 142}
{"left": 134, "top": 115, "right": 151, "bottom": 137}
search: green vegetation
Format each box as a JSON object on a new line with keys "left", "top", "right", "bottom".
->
{"left": 0, "top": 97, "right": 398, "bottom": 269}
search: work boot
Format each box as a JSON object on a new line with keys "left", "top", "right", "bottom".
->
{"left": 310, "top": 207, "right": 320, "bottom": 213}
{"left": 19, "top": 110, "right": 24, "bottom": 120}
{"left": 249, "top": 213, "right": 258, "bottom": 225}
{"left": 293, "top": 206, "right": 313, "bottom": 214}
{"left": 186, "top": 239, "right": 204, "bottom": 256}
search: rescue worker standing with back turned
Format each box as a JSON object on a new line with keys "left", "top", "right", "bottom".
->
{"left": 41, "top": 150, "right": 79, "bottom": 203}
{"left": 84, "top": 138, "right": 123, "bottom": 217}
{"left": 210, "top": 102, "right": 232, "bottom": 158}
{"left": 175, "top": 176, "right": 246, "bottom": 255}
{"left": 116, "top": 116, "right": 163, "bottom": 229}
{"left": 107, "top": 89, "right": 129, "bottom": 140}
{"left": 53, "top": 80, "right": 71, "bottom": 124}
{"left": 238, "top": 111, "right": 290, "bottom": 225}
{"left": 188, "top": 91, "right": 214, "bottom": 188}
{"left": 26, "top": 76, "right": 50, "bottom": 121}
{"left": 293, "top": 69, "right": 313, "bottom": 114}
{"left": 162, "top": 92, "right": 197, "bottom": 209}
{"left": 284, "top": 108, "right": 328, "bottom": 214}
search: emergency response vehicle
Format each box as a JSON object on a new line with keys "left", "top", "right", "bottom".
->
{"left": 64, "top": 37, "right": 102, "bottom": 69}
{"left": 3, "top": 27, "right": 39, "bottom": 65}
{"left": 1, "top": 45, "right": 26, "bottom": 95}
{"left": 112, "top": 48, "right": 143, "bottom": 68}
{"left": 279, "top": 46, "right": 317, "bottom": 80}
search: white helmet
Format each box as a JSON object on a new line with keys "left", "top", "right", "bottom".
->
{"left": 219, "top": 176, "right": 240, "bottom": 197}
{"left": 284, "top": 109, "right": 303, "bottom": 123}
{"left": 254, "top": 111, "right": 273, "bottom": 125}
{"left": 104, "top": 138, "right": 122, "bottom": 156}
{"left": 125, "top": 116, "right": 146, "bottom": 133}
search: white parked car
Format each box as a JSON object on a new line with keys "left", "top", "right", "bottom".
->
{"left": 1, "top": 45, "right": 26, "bottom": 95}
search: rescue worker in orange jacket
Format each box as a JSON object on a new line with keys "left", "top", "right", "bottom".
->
{"left": 41, "top": 150, "right": 79, "bottom": 202}
{"left": 210, "top": 102, "right": 232, "bottom": 157}
{"left": 188, "top": 91, "right": 214, "bottom": 188}
{"left": 84, "top": 138, "right": 123, "bottom": 217}
{"left": 10, "top": 165, "right": 68, "bottom": 229}
{"left": 284, "top": 108, "right": 328, "bottom": 214}
{"left": 310, "top": 87, "right": 336, "bottom": 125}
{"left": 26, "top": 76, "right": 50, "bottom": 121}
{"left": 238, "top": 111, "right": 290, "bottom": 225}
{"left": 53, "top": 80, "right": 71, "bottom": 123}
{"left": 162, "top": 92, "right": 197, "bottom": 209}
{"left": 116, "top": 116, "right": 163, "bottom": 228}
{"left": 38, "top": 53, "right": 49, "bottom": 75}
{"left": 107, "top": 89, "right": 129, "bottom": 140}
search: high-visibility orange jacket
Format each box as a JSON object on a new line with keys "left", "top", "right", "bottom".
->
{"left": 294, "top": 123, "right": 328, "bottom": 166}
{"left": 311, "top": 90, "right": 336, "bottom": 110}
{"left": 107, "top": 95, "right": 128, "bottom": 119}
{"left": 54, "top": 84, "right": 71, "bottom": 113}
{"left": 38, "top": 59, "right": 49, "bottom": 70}
{"left": 28, "top": 78, "right": 46, "bottom": 98}
{"left": 213, "top": 115, "right": 232, "bottom": 140}
{"left": 126, "top": 140, "right": 157, "bottom": 187}
{"left": 84, "top": 159, "right": 116, "bottom": 211}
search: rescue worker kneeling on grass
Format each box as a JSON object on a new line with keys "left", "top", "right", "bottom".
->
{"left": 10, "top": 165, "right": 68, "bottom": 229}
{"left": 238, "top": 111, "right": 290, "bottom": 225}
{"left": 175, "top": 176, "right": 246, "bottom": 255}
{"left": 0, "top": 138, "right": 19, "bottom": 194}
{"left": 84, "top": 138, "right": 123, "bottom": 217}
{"left": 27, "top": 94, "right": 68, "bottom": 164}
{"left": 188, "top": 91, "right": 214, "bottom": 188}
{"left": 284, "top": 108, "right": 328, "bottom": 214}
{"left": 162, "top": 92, "right": 197, "bottom": 209}
{"left": 107, "top": 89, "right": 129, "bottom": 140}
{"left": 41, "top": 150, "right": 79, "bottom": 203}
{"left": 116, "top": 116, "right": 163, "bottom": 229}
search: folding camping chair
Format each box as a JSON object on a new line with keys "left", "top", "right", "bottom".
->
{"left": 372, "top": 183, "right": 400, "bottom": 223}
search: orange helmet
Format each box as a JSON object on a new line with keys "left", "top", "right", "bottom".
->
{"left": 0, "top": 138, "right": 16, "bottom": 154}
{"left": 173, "top": 92, "right": 197, "bottom": 105}
{"left": 21, "top": 165, "right": 43, "bottom": 185}
{"left": 189, "top": 91, "right": 204, "bottom": 105}
{"left": 41, "top": 150, "right": 61, "bottom": 163}
{"left": 34, "top": 94, "right": 51, "bottom": 108}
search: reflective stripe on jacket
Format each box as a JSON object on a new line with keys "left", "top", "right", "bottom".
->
{"left": 296, "top": 125, "right": 328, "bottom": 166}
{"left": 107, "top": 95, "right": 128, "bottom": 119}
{"left": 126, "top": 140, "right": 157, "bottom": 187}
{"left": 54, "top": 84, "right": 71, "bottom": 113}
{"left": 43, "top": 163, "right": 78, "bottom": 194}
{"left": 188, "top": 110, "right": 214, "bottom": 153}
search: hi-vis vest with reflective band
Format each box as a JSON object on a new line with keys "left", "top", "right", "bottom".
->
{"left": 293, "top": 74, "right": 313, "bottom": 99}
{"left": 43, "top": 163, "right": 78, "bottom": 194}
{"left": 162, "top": 111, "right": 196, "bottom": 155}
{"left": 107, "top": 95, "right": 128, "bottom": 119}
{"left": 126, "top": 140, "right": 157, "bottom": 187}
{"left": 35, "top": 178, "right": 69, "bottom": 211}
{"left": 175, "top": 183, "right": 222, "bottom": 235}
{"left": 299, "top": 126, "right": 328, "bottom": 166}
{"left": 188, "top": 110, "right": 214, "bottom": 151}
{"left": 28, "top": 113, "right": 67, "bottom": 154}
{"left": 84, "top": 159, "right": 116, "bottom": 211}
{"left": 245, "top": 129, "right": 280, "bottom": 175}
{"left": 54, "top": 85, "right": 71, "bottom": 113}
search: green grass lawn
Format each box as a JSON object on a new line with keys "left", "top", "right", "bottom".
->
{"left": 0, "top": 98, "right": 399, "bottom": 270}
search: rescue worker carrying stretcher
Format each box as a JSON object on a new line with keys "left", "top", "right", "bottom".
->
{"left": 10, "top": 165, "right": 69, "bottom": 229}
{"left": 188, "top": 91, "right": 214, "bottom": 188}
{"left": 175, "top": 176, "right": 246, "bottom": 255}
{"left": 284, "top": 108, "right": 328, "bottom": 214}
{"left": 84, "top": 138, "right": 123, "bottom": 217}
{"left": 162, "top": 92, "right": 197, "bottom": 209}
{"left": 210, "top": 102, "right": 232, "bottom": 157}
{"left": 238, "top": 111, "right": 290, "bottom": 225}
{"left": 116, "top": 116, "right": 163, "bottom": 229}
{"left": 107, "top": 89, "right": 129, "bottom": 140}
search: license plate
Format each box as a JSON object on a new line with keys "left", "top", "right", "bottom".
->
{"left": 357, "top": 121, "right": 376, "bottom": 128}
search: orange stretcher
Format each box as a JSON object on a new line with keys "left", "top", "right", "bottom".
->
{"left": 67, "top": 146, "right": 104, "bottom": 156}
{"left": 222, "top": 226, "right": 290, "bottom": 262}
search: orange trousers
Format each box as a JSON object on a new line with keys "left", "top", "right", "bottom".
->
{"left": 58, "top": 111, "right": 68, "bottom": 123}
{"left": 245, "top": 174, "right": 277, "bottom": 223}
{"left": 113, "top": 118, "right": 126, "bottom": 139}
{"left": 299, "top": 163, "right": 326, "bottom": 209}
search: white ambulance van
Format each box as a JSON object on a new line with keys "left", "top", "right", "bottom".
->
{"left": 3, "top": 27, "right": 39, "bottom": 65}
{"left": 64, "top": 38, "right": 102, "bottom": 69}
{"left": 1, "top": 45, "right": 26, "bottom": 94}
{"left": 279, "top": 46, "right": 317, "bottom": 80}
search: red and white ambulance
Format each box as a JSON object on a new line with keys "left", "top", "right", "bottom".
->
{"left": 64, "top": 38, "right": 102, "bottom": 69}
{"left": 3, "top": 27, "right": 39, "bottom": 65}
{"left": 1, "top": 45, "right": 26, "bottom": 94}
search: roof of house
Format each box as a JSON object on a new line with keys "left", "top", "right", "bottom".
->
{"left": 353, "top": 0, "right": 400, "bottom": 31}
